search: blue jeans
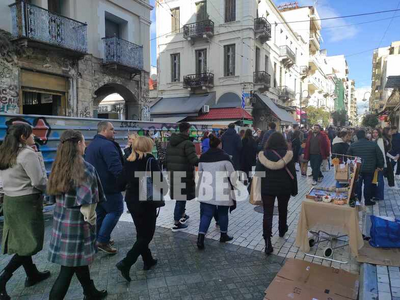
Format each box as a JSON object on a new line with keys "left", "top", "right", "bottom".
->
{"left": 199, "top": 203, "right": 229, "bottom": 234}
{"left": 356, "top": 173, "right": 373, "bottom": 203}
{"left": 309, "top": 154, "right": 322, "bottom": 181}
{"left": 174, "top": 201, "right": 186, "bottom": 223}
{"left": 372, "top": 171, "right": 385, "bottom": 200}
{"left": 96, "top": 193, "right": 124, "bottom": 243}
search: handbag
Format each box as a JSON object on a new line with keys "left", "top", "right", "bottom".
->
{"left": 249, "top": 175, "right": 262, "bottom": 205}
{"left": 370, "top": 215, "right": 400, "bottom": 248}
{"left": 139, "top": 157, "right": 165, "bottom": 208}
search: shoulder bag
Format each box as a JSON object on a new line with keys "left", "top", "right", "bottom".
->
{"left": 139, "top": 157, "right": 165, "bottom": 209}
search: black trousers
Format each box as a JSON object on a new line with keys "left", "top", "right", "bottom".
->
{"left": 49, "top": 265, "right": 91, "bottom": 300}
{"left": 123, "top": 202, "right": 157, "bottom": 267}
{"left": 262, "top": 194, "right": 290, "bottom": 238}
{"left": 3, "top": 254, "right": 36, "bottom": 277}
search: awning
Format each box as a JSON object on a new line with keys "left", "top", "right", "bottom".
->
{"left": 385, "top": 76, "right": 400, "bottom": 89}
{"left": 150, "top": 92, "right": 216, "bottom": 116}
{"left": 188, "top": 120, "right": 232, "bottom": 126}
{"left": 151, "top": 116, "right": 186, "bottom": 123}
{"left": 255, "top": 93, "right": 297, "bottom": 125}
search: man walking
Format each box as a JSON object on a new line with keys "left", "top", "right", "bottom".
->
{"left": 390, "top": 126, "right": 400, "bottom": 178}
{"left": 348, "top": 130, "right": 384, "bottom": 206}
{"left": 166, "top": 122, "right": 199, "bottom": 231}
{"left": 221, "top": 123, "right": 242, "bottom": 170}
{"left": 304, "top": 124, "right": 330, "bottom": 185}
{"left": 86, "top": 121, "right": 124, "bottom": 254}
{"left": 261, "top": 122, "right": 277, "bottom": 148}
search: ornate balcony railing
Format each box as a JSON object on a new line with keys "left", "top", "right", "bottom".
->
{"left": 183, "top": 73, "right": 214, "bottom": 89}
{"left": 103, "top": 37, "right": 143, "bottom": 71}
{"left": 278, "top": 86, "right": 295, "bottom": 101}
{"left": 253, "top": 71, "right": 271, "bottom": 88}
{"left": 10, "top": 1, "right": 87, "bottom": 53}
{"left": 279, "top": 46, "right": 296, "bottom": 65}
{"left": 183, "top": 20, "right": 214, "bottom": 40}
{"left": 254, "top": 17, "right": 271, "bottom": 42}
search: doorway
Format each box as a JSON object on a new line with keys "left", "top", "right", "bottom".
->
{"left": 22, "top": 91, "right": 66, "bottom": 116}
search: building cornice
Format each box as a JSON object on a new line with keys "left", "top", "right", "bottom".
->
{"left": 133, "top": 0, "right": 154, "bottom": 10}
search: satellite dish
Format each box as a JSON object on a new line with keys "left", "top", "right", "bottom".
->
{"left": 150, "top": 74, "right": 157, "bottom": 81}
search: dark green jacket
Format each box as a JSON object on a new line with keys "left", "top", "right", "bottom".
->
{"left": 166, "top": 133, "right": 199, "bottom": 200}
{"left": 347, "top": 138, "right": 384, "bottom": 174}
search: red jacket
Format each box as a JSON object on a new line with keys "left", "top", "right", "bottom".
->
{"left": 304, "top": 131, "right": 331, "bottom": 160}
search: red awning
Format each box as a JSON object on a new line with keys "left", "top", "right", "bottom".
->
{"left": 191, "top": 108, "right": 253, "bottom": 121}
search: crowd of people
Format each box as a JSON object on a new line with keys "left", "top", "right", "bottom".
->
{"left": 0, "top": 119, "right": 397, "bottom": 299}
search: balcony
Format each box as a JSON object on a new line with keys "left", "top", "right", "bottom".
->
{"left": 300, "top": 66, "right": 309, "bottom": 77}
{"left": 309, "top": 33, "right": 320, "bottom": 54}
{"left": 254, "top": 17, "right": 271, "bottom": 43}
{"left": 278, "top": 86, "right": 295, "bottom": 102}
{"left": 183, "top": 20, "right": 214, "bottom": 43}
{"left": 279, "top": 46, "right": 296, "bottom": 68}
{"left": 103, "top": 37, "right": 143, "bottom": 74}
{"left": 9, "top": 1, "right": 87, "bottom": 55}
{"left": 183, "top": 73, "right": 214, "bottom": 89}
{"left": 253, "top": 71, "right": 271, "bottom": 91}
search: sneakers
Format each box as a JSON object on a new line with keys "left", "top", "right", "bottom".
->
{"left": 96, "top": 242, "right": 117, "bottom": 255}
{"left": 172, "top": 222, "right": 188, "bottom": 232}
{"left": 312, "top": 181, "right": 317, "bottom": 186}
{"left": 179, "top": 214, "right": 190, "bottom": 224}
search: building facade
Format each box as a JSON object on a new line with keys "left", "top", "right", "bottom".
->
{"left": 0, "top": 0, "right": 152, "bottom": 120}
{"left": 370, "top": 41, "right": 400, "bottom": 113}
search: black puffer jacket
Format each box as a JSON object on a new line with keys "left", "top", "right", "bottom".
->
{"left": 166, "top": 133, "right": 199, "bottom": 200}
{"left": 255, "top": 149, "right": 298, "bottom": 196}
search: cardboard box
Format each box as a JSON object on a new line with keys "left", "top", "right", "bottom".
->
{"left": 264, "top": 259, "right": 359, "bottom": 300}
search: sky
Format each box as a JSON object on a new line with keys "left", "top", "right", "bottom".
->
{"left": 149, "top": 0, "right": 400, "bottom": 114}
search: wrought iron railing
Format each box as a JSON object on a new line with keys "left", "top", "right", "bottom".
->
{"left": 279, "top": 46, "right": 296, "bottom": 64}
{"left": 10, "top": 1, "right": 87, "bottom": 53}
{"left": 253, "top": 71, "right": 271, "bottom": 87}
{"left": 254, "top": 17, "right": 271, "bottom": 41}
{"left": 278, "top": 86, "right": 295, "bottom": 101}
{"left": 183, "top": 73, "right": 214, "bottom": 89}
{"left": 103, "top": 37, "right": 143, "bottom": 71}
{"left": 183, "top": 19, "right": 214, "bottom": 40}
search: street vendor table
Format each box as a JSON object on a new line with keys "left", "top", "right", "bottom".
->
{"left": 295, "top": 199, "right": 364, "bottom": 257}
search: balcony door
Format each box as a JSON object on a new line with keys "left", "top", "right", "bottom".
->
{"left": 195, "top": 49, "right": 207, "bottom": 75}
{"left": 255, "top": 47, "right": 260, "bottom": 73}
{"left": 196, "top": 1, "right": 207, "bottom": 22}
{"left": 105, "top": 19, "right": 120, "bottom": 38}
{"left": 48, "top": 0, "right": 62, "bottom": 14}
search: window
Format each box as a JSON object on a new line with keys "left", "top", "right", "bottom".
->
{"left": 225, "top": 0, "right": 236, "bottom": 22}
{"left": 105, "top": 19, "right": 120, "bottom": 38}
{"left": 195, "top": 49, "right": 207, "bottom": 75}
{"left": 280, "top": 66, "right": 283, "bottom": 86}
{"left": 273, "top": 62, "right": 277, "bottom": 87}
{"left": 196, "top": 1, "right": 207, "bottom": 22}
{"left": 224, "top": 44, "right": 235, "bottom": 76}
{"left": 171, "top": 53, "right": 180, "bottom": 82}
{"left": 294, "top": 78, "right": 297, "bottom": 94}
{"left": 171, "top": 7, "right": 180, "bottom": 33}
{"left": 48, "top": 0, "right": 62, "bottom": 14}
{"left": 265, "top": 55, "right": 269, "bottom": 72}
{"left": 255, "top": 47, "right": 260, "bottom": 73}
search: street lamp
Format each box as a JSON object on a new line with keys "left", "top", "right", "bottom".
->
{"left": 362, "top": 91, "right": 371, "bottom": 102}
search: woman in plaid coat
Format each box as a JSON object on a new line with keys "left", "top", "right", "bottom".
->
{"left": 47, "top": 130, "right": 107, "bottom": 300}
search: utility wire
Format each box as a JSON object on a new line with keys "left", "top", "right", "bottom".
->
{"left": 377, "top": 1, "right": 400, "bottom": 48}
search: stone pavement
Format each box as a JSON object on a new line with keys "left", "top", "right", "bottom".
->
{"left": 0, "top": 218, "right": 284, "bottom": 299}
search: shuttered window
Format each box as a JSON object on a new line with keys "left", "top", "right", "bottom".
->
{"left": 196, "top": 1, "right": 207, "bottom": 22}
{"left": 225, "top": 0, "right": 236, "bottom": 22}
{"left": 265, "top": 55, "right": 269, "bottom": 73}
{"left": 171, "top": 53, "right": 180, "bottom": 82}
{"left": 196, "top": 49, "right": 207, "bottom": 75}
{"left": 224, "top": 44, "right": 235, "bottom": 76}
{"left": 171, "top": 7, "right": 180, "bottom": 33}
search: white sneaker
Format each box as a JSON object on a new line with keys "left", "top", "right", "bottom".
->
{"left": 312, "top": 181, "right": 317, "bottom": 186}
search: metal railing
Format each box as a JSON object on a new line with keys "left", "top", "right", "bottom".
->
{"left": 183, "top": 73, "right": 214, "bottom": 89}
{"left": 254, "top": 17, "right": 271, "bottom": 41}
{"left": 10, "top": 1, "right": 87, "bottom": 53}
{"left": 279, "top": 46, "right": 296, "bottom": 64}
{"left": 278, "top": 86, "right": 295, "bottom": 100}
{"left": 253, "top": 71, "right": 271, "bottom": 87}
{"left": 183, "top": 19, "right": 214, "bottom": 40}
{"left": 103, "top": 37, "right": 143, "bottom": 71}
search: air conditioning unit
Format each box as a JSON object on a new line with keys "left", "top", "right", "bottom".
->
{"left": 203, "top": 105, "right": 210, "bottom": 113}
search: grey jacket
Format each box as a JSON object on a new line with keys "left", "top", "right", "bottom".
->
{"left": 0, "top": 147, "right": 47, "bottom": 197}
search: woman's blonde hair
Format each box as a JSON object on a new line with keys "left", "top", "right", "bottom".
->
{"left": 128, "top": 132, "right": 139, "bottom": 140}
{"left": 127, "top": 136, "right": 154, "bottom": 162}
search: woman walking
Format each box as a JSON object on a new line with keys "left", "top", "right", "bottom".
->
{"left": 196, "top": 135, "right": 237, "bottom": 249}
{"left": 47, "top": 130, "right": 107, "bottom": 300}
{"left": 116, "top": 137, "right": 165, "bottom": 282}
{"left": 0, "top": 123, "right": 50, "bottom": 300}
{"left": 255, "top": 132, "right": 298, "bottom": 255}
{"left": 291, "top": 130, "right": 301, "bottom": 170}
{"left": 372, "top": 129, "right": 387, "bottom": 200}
{"left": 240, "top": 129, "right": 258, "bottom": 184}
{"left": 124, "top": 133, "right": 139, "bottom": 161}
{"left": 201, "top": 131, "right": 210, "bottom": 154}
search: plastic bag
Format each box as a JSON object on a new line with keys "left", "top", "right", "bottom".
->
{"left": 370, "top": 215, "right": 400, "bottom": 248}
